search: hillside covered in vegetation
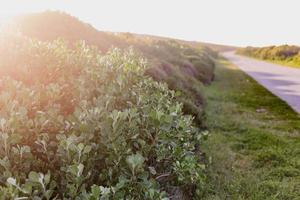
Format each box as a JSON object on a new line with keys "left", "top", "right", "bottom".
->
{"left": 237, "top": 45, "right": 300, "bottom": 68}
{"left": 8, "top": 11, "right": 217, "bottom": 124}
{"left": 0, "top": 11, "right": 217, "bottom": 199}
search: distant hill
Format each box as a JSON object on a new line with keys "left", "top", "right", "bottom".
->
{"left": 193, "top": 41, "right": 237, "bottom": 52}
{"left": 7, "top": 11, "right": 235, "bottom": 52}
{"left": 10, "top": 11, "right": 126, "bottom": 52}
{"left": 127, "top": 33, "right": 237, "bottom": 52}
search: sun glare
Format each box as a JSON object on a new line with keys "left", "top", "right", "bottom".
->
{"left": 0, "top": 0, "right": 39, "bottom": 29}
{"left": 0, "top": 15, "right": 12, "bottom": 29}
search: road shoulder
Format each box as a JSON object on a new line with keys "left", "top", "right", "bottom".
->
{"left": 202, "top": 58, "right": 300, "bottom": 199}
{"left": 222, "top": 51, "right": 300, "bottom": 114}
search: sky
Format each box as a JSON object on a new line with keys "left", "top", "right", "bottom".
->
{"left": 0, "top": 0, "right": 299, "bottom": 47}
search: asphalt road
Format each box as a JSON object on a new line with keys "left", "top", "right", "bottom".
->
{"left": 222, "top": 51, "right": 300, "bottom": 114}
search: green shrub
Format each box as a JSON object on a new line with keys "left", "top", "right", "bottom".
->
{"left": 237, "top": 45, "right": 300, "bottom": 63}
{"left": 139, "top": 40, "right": 215, "bottom": 124}
{"left": 6, "top": 11, "right": 217, "bottom": 124}
{"left": 0, "top": 36, "right": 206, "bottom": 199}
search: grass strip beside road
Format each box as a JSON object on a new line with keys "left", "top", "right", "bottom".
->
{"left": 202, "top": 58, "right": 300, "bottom": 199}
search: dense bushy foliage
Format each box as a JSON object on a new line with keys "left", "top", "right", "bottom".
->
{"left": 0, "top": 35, "right": 207, "bottom": 199}
{"left": 237, "top": 45, "right": 300, "bottom": 66}
{"left": 138, "top": 40, "right": 215, "bottom": 84}
{"left": 8, "top": 11, "right": 217, "bottom": 124}
{"left": 121, "top": 37, "right": 216, "bottom": 124}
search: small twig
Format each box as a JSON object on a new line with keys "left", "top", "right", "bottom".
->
{"left": 155, "top": 172, "right": 171, "bottom": 180}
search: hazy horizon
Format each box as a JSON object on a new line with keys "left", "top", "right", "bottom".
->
{"left": 1, "top": 0, "right": 299, "bottom": 47}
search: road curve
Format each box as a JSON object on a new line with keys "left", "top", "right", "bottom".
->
{"left": 222, "top": 51, "right": 300, "bottom": 114}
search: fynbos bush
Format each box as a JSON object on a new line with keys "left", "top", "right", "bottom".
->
{"left": 237, "top": 45, "right": 300, "bottom": 63}
{"left": 0, "top": 37, "right": 206, "bottom": 199}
